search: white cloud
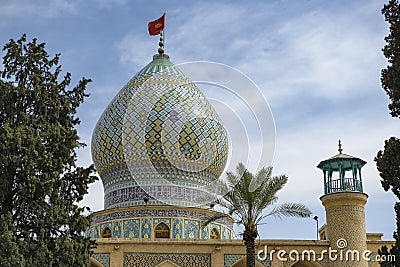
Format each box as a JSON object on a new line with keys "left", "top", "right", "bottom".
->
{"left": 237, "top": 9, "right": 387, "bottom": 106}
{"left": 94, "top": 0, "right": 128, "bottom": 9}
{"left": 0, "top": 0, "right": 79, "bottom": 19}
{"left": 116, "top": 33, "right": 155, "bottom": 71}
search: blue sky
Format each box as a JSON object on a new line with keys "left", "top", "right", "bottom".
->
{"left": 1, "top": 0, "right": 398, "bottom": 240}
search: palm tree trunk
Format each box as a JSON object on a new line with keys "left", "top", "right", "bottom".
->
{"left": 243, "top": 227, "right": 257, "bottom": 267}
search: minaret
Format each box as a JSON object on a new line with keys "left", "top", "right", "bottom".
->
{"left": 318, "top": 141, "right": 368, "bottom": 267}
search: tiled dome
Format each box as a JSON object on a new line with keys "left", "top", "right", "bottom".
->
{"left": 91, "top": 54, "right": 228, "bottom": 209}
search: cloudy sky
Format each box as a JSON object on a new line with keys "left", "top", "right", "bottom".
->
{"left": 1, "top": 0, "right": 398, "bottom": 240}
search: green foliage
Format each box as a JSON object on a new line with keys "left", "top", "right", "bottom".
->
{"left": 213, "top": 163, "right": 311, "bottom": 267}
{"left": 378, "top": 202, "right": 400, "bottom": 267}
{"left": 0, "top": 213, "right": 24, "bottom": 267}
{"left": 377, "top": 203, "right": 400, "bottom": 266}
{"left": 377, "top": 1, "right": 400, "bottom": 265}
{"left": 0, "top": 34, "right": 97, "bottom": 267}
{"left": 376, "top": 141, "right": 400, "bottom": 265}
{"left": 376, "top": 137, "right": 400, "bottom": 199}
{"left": 382, "top": 0, "right": 400, "bottom": 118}
{"left": 379, "top": 245, "right": 398, "bottom": 267}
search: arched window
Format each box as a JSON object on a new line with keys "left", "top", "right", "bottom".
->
{"left": 155, "top": 222, "right": 170, "bottom": 238}
{"left": 210, "top": 228, "right": 220, "bottom": 239}
{"left": 101, "top": 227, "right": 112, "bottom": 238}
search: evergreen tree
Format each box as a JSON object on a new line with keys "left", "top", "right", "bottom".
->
{"left": 376, "top": 138, "right": 400, "bottom": 266}
{"left": 0, "top": 34, "right": 96, "bottom": 267}
{"left": 376, "top": 0, "right": 400, "bottom": 265}
{"left": 0, "top": 213, "right": 24, "bottom": 266}
{"left": 381, "top": 0, "right": 400, "bottom": 118}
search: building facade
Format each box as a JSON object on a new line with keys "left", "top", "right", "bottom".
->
{"left": 88, "top": 43, "right": 394, "bottom": 267}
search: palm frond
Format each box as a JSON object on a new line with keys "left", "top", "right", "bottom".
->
{"left": 248, "top": 166, "right": 272, "bottom": 192}
{"left": 266, "top": 202, "right": 312, "bottom": 219}
{"left": 203, "top": 213, "right": 229, "bottom": 227}
{"left": 253, "top": 174, "right": 287, "bottom": 211}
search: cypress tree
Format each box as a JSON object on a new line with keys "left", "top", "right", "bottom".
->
{"left": 0, "top": 34, "right": 96, "bottom": 267}
{"left": 376, "top": 0, "right": 400, "bottom": 265}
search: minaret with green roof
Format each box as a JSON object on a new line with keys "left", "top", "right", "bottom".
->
{"left": 317, "top": 140, "right": 366, "bottom": 194}
{"left": 318, "top": 141, "right": 368, "bottom": 267}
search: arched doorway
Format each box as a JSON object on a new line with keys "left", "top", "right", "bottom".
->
{"left": 210, "top": 228, "right": 220, "bottom": 239}
{"left": 100, "top": 227, "right": 111, "bottom": 238}
{"left": 154, "top": 222, "right": 170, "bottom": 238}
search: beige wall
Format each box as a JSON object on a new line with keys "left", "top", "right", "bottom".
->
{"left": 91, "top": 238, "right": 394, "bottom": 267}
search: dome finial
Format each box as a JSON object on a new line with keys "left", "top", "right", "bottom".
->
{"left": 338, "top": 140, "right": 343, "bottom": 154}
{"left": 158, "top": 30, "right": 164, "bottom": 55}
{"left": 147, "top": 13, "right": 166, "bottom": 56}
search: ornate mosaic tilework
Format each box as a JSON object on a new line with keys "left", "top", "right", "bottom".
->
{"left": 92, "top": 253, "right": 110, "bottom": 267}
{"left": 91, "top": 54, "right": 229, "bottom": 209}
{"left": 222, "top": 226, "right": 231, "bottom": 240}
{"left": 104, "top": 185, "right": 212, "bottom": 209}
{"left": 112, "top": 220, "right": 122, "bottom": 238}
{"left": 141, "top": 218, "right": 152, "bottom": 238}
{"left": 172, "top": 218, "right": 183, "bottom": 239}
{"left": 184, "top": 219, "right": 200, "bottom": 239}
{"left": 224, "top": 254, "right": 243, "bottom": 267}
{"left": 154, "top": 218, "right": 171, "bottom": 228}
{"left": 224, "top": 254, "right": 270, "bottom": 267}
{"left": 125, "top": 253, "right": 210, "bottom": 267}
{"left": 201, "top": 223, "right": 209, "bottom": 239}
{"left": 123, "top": 219, "right": 140, "bottom": 238}
{"left": 89, "top": 207, "right": 234, "bottom": 240}
{"left": 90, "top": 218, "right": 232, "bottom": 240}
{"left": 88, "top": 224, "right": 99, "bottom": 238}
{"left": 92, "top": 208, "right": 233, "bottom": 228}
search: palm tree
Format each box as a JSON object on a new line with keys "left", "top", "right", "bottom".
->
{"left": 209, "top": 163, "right": 311, "bottom": 267}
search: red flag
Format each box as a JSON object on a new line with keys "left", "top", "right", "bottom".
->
{"left": 148, "top": 13, "right": 165, "bottom": 36}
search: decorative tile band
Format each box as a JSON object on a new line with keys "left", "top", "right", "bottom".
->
{"left": 89, "top": 214, "right": 232, "bottom": 240}
{"left": 104, "top": 185, "right": 213, "bottom": 209}
{"left": 124, "top": 253, "right": 211, "bottom": 267}
{"left": 92, "top": 253, "right": 110, "bottom": 267}
{"left": 92, "top": 207, "right": 233, "bottom": 227}
{"left": 224, "top": 254, "right": 270, "bottom": 267}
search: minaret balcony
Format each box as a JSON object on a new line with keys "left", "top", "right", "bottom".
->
{"left": 324, "top": 177, "right": 363, "bottom": 194}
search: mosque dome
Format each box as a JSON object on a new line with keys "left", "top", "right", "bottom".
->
{"left": 91, "top": 53, "right": 229, "bottom": 209}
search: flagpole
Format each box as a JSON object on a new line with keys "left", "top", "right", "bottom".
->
{"left": 158, "top": 30, "right": 164, "bottom": 55}
{"left": 162, "top": 29, "right": 165, "bottom": 53}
